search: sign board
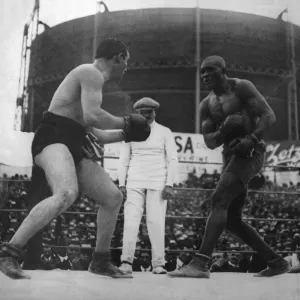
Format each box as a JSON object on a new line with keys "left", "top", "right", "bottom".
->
{"left": 103, "top": 132, "right": 223, "bottom": 183}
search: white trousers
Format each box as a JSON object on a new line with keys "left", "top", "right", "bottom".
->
{"left": 121, "top": 188, "right": 168, "bottom": 268}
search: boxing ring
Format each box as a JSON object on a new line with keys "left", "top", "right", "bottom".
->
{"left": 1, "top": 270, "right": 299, "bottom": 300}
{"left": 1, "top": 160, "right": 300, "bottom": 300}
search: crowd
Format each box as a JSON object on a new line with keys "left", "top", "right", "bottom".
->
{"left": 0, "top": 169, "right": 300, "bottom": 273}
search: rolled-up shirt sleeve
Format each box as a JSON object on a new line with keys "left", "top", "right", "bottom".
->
{"left": 118, "top": 141, "right": 131, "bottom": 187}
{"left": 164, "top": 128, "right": 178, "bottom": 187}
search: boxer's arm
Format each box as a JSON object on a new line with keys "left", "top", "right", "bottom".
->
{"left": 200, "top": 99, "right": 226, "bottom": 149}
{"left": 118, "top": 142, "right": 131, "bottom": 187}
{"left": 164, "top": 128, "right": 178, "bottom": 187}
{"left": 90, "top": 128, "right": 125, "bottom": 144}
{"left": 79, "top": 66, "right": 125, "bottom": 130}
{"left": 238, "top": 80, "right": 276, "bottom": 140}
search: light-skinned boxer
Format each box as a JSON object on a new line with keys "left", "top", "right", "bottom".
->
{"left": 0, "top": 38, "right": 150, "bottom": 280}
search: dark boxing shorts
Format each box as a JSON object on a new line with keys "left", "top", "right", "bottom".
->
{"left": 31, "top": 111, "right": 86, "bottom": 165}
{"left": 222, "top": 142, "right": 266, "bottom": 186}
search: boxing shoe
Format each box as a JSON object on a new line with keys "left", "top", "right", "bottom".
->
{"left": 88, "top": 252, "right": 133, "bottom": 278}
{"left": 254, "top": 257, "right": 291, "bottom": 277}
{"left": 119, "top": 261, "right": 133, "bottom": 275}
{"left": 167, "top": 253, "right": 210, "bottom": 278}
{"left": 152, "top": 266, "right": 167, "bottom": 274}
{"left": 0, "top": 243, "right": 30, "bottom": 279}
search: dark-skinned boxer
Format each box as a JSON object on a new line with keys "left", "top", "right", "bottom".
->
{"left": 168, "top": 55, "right": 291, "bottom": 278}
{"left": 0, "top": 38, "right": 151, "bottom": 280}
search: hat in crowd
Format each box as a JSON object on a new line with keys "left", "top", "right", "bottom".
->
{"left": 133, "top": 97, "right": 160, "bottom": 111}
{"left": 179, "top": 234, "right": 188, "bottom": 241}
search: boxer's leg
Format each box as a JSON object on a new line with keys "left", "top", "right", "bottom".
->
{"left": 0, "top": 144, "right": 79, "bottom": 279}
{"left": 11, "top": 144, "right": 78, "bottom": 247}
{"left": 226, "top": 191, "right": 279, "bottom": 261}
{"left": 168, "top": 152, "right": 262, "bottom": 278}
{"left": 76, "top": 158, "right": 132, "bottom": 278}
{"left": 226, "top": 191, "right": 290, "bottom": 276}
{"left": 23, "top": 165, "right": 51, "bottom": 269}
{"left": 168, "top": 171, "right": 245, "bottom": 278}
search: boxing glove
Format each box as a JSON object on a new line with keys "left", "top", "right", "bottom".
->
{"left": 122, "top": 114, "right": 151, "bottom": 143}
{"left": 229, "top": 134, "right": 259, "bottom": 158}
{"left": 220, "top": 113, "right": 249, "bottom": 137}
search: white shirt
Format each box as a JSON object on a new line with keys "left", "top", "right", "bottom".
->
{"left": 118, "top": 121, "right": 178, "bottom": 191}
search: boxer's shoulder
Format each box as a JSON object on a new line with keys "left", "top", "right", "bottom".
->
{"left": 200, "top": 94, "right": 211, "bottom": 109}
{"left": 233, "top": 78, "right": 256, "bottom": 94}
{"left": 73, "top": 64, "right": 104, "bottom": 84}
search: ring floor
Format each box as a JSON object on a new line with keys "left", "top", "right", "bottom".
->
{"left": 1, "top": 270, "right": 299, "bottom": 300}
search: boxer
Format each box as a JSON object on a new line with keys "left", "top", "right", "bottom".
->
{"left": 168, "top": 55, "right": 291, "bottom": 278}
{"left": 0, "top": 38, "right": 150, "bottom": 279}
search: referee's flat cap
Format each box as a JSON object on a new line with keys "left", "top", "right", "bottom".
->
{"left": 133, "top": 97, "right": 160, "bottom": 111}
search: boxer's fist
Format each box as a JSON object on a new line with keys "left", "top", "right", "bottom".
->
{"left": 122, "top": 114, "right": 151, "bottom": 142}
{"left": 220, "top": 114, "right": 245, "bottom": 135}
{"left": 229, "top": 134, "right": 258, "bottom": 158}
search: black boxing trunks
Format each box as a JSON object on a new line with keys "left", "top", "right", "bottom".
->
{"left": 31, "top": 111, "right": 86, "bottom": 165}
{"left": 222, "top": 141, "right": 266, "bottom": 186}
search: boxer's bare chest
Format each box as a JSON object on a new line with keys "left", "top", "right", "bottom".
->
{"left": 208, "top": 91, "right": 243, "bottom": 123}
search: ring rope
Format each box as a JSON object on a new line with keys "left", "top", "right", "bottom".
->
{"left": 174, "top": 187, "right": 300, "bottom": 195}
{"left": 42, "top": 244, "right": 300, "bottom": 255}
{"left": 2, "top": 179, "right": 300, "bottom": 195}
{"left": 0, "top": 208, "right": 299, "bottom": 222}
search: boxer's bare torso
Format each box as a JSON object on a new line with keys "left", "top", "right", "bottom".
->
{"left": 201, "top": 78, "right": 258, "bottom": 136}
{"left": 48, "top": 64, "right": 104, "bottom": 127}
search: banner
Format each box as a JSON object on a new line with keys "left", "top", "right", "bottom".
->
{"left": 1, "top": 128, "right": 300, "bottom": 185}
{"left": 264, "top": 141, "right": 300, "bottom": 186}
{"left": 265, "top": 141, "right": 300, "bottom": 168}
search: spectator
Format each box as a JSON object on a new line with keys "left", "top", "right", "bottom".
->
{"left": 54, "top": 234, "right": 72, "bottom": 270}
{"left": 40, "top": 246, "right": 59, "bottom": 270}
{"left": 2, "top": 167, "right": 300, "bottom": 273}
{"left": 68, "top": 241, "right": 90, "bottom": 271}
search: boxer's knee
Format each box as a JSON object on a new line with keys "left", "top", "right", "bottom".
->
{"left": 56, "top": 187, "right": 79, "bottom": 212}
{"left": 105, "top": 187, "right": 123, "bottom": 209}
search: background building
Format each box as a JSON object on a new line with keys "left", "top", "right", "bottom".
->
{"left": 20, "top": 7, "right": 300, "bottom": 141}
